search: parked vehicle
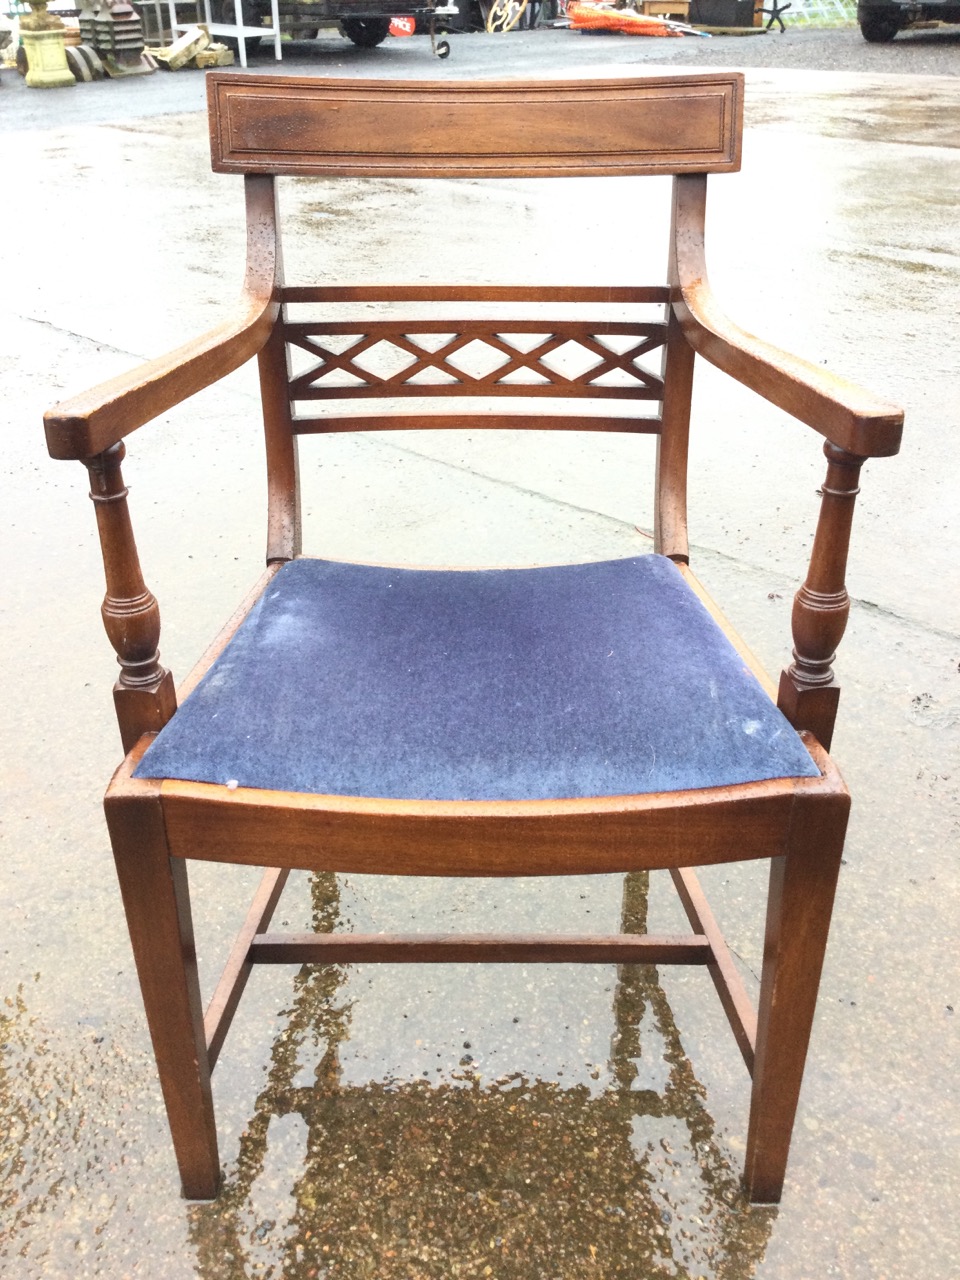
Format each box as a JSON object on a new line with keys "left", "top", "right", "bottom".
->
{"left": 210, "top": 0, "right": 470, "bottom": 47}
{"left": 857, "top": 0, "right": 960, "bottom": 40}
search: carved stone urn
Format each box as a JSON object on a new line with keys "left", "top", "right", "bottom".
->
{"left": 20, "top": 0, "right": 76, "bottom": 87}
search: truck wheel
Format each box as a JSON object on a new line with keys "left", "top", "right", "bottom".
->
{"left": 341, "top": 16, "right": 392, "bottom": 44}
{"left": 858, "top": 13, "right": 900, "bottom": 40}
{"left": 212, "top": 0, "right": 262, "bottom": 52}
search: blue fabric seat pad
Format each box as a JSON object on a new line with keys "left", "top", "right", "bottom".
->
{"left": 134, "top": 554, "right": 819, "bottom": 801}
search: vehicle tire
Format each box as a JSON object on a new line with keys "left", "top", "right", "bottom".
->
{"left": 340, "top": 16, "right": 392, "bottom": 44}
{"left": 211, "top": 0, "right": 262, "bottom": 53}
{"left": 858, "top": 12, "right": 900, "bottom": 40}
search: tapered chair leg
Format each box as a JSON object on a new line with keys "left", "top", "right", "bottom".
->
{"left": 743, "top": 793, "right": 849, "bottom": 1202}
{"left": 105, "top": 788, "right": 221, "bottom": 1199}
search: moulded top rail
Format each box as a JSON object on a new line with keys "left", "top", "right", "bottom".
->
{"left": 206, "top": 73, "right": 745, "bottom": 180}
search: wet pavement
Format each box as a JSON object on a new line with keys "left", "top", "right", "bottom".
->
{"left": 2, "top": 30, "right": 959, "bottom": 1280}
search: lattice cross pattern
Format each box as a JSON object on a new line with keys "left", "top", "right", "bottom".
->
{"left": 285, "top": 320, "right": 668, "bottom": 401}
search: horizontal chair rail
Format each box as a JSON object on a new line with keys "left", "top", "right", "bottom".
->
{"left": 291, "top": 383, "right": 665, "bottom": 402}
{"left": 204, "top": 921, "right": 758, "bottom": 1076}
{"left": 248, "top": 931, "right": 714, "bottom": 965}
{"left": 291, "top": 413, "right": 662, "bottom": 435}
{"left": 285, "top": 321, "right": 667, "bottom": 338}
{"left": 282, "top": 286, "right": 673, "bottom": 304}
{"left": 152, "top": 779, "right": 839, "bottom": 877}
{"left": 201, "top": 869, "right": 760, "bottom": 1078}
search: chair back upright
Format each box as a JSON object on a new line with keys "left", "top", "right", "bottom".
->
{"left": 206, "top": 72, "right": 745, "bottom": 565}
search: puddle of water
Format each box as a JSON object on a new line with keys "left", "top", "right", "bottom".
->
{"left": 0, "top": 980, "right": 175, "bottom": 1277}
{"left": 0, "top": 870, "right": 778, "bottom": 1280}
{"left": 184, "top": 872, "right": 776, "bottom": 1280}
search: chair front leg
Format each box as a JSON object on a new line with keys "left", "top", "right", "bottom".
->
{"left": 105, "top": 788, "right": 220, "bottom": 1199}
{"left": 743, "top": 791, "right": 849, "bottom": 1203}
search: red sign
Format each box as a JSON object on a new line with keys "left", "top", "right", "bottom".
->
{"left": 389, "top": 15, "right": 415, "bottom": 33}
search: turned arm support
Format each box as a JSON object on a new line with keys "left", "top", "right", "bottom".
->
{"left": 86, "top": 443, "right": 176, "bottom": 754}
{"left": 670, "top": 174, "right": 903, "bottom": 460}
{"left": 777, "top": 442, "right": 864, "bottom": 751}
{"left": 44, "top": 175, "right": 281, "bottom": 463}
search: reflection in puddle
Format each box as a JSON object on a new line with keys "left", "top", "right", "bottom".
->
{"left": 189, "top": 873, "right": 775, "bottom": 1279}
{"left": 1, "top": 985, "right": 97, "bottom": 1247}
{"left": 0, "top": 981, "right": 154, "bottom": 1274}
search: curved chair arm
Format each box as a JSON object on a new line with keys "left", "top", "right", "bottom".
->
{"left": 669, "top": 174, "right": 905, "bottom": 749}
{"left": 671, "top": 175, "right": 903, "bottom": 460}
{"left": 45, "top": 175, "right": 281, "bottom": 462}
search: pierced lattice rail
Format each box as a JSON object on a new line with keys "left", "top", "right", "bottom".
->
{"left": 281, "top": 285, "right": 671, "bottom": 436}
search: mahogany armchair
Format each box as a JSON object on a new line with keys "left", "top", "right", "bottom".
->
{"left": 45, "top": 72, "right": 903, "bottom": 1203}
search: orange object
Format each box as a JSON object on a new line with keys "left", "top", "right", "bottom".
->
{"left": 568, "top": 1, "right": 683, "bottom": 33}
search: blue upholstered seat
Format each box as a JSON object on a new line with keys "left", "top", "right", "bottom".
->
{"left": 134, "top": 555, "right": 819, "bottom": 801}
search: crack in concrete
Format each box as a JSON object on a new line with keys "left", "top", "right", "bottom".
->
{"left": 375, "top": 435, "right": 960, "bottom": 642}
{"left": 692, "top": 541, "right": 960, "bottom": 643}
{"left": 365, "top": 432, "right": 649, "bottom": 537}
{"left": 20, "top": 314, "right": 145, "bottom": 362}
{"left": 19, "top": 314, "right": 261, "bottom": 407}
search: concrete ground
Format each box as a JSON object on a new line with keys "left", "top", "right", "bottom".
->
{"left": 1, "top": 27, "right": 958, "bottom": 1280}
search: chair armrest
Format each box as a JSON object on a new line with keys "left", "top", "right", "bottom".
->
{"left": 44, "top": 299, "right": 277, "bottom": 461}
{"left": 671, "top": 176, "right": 903, "bottom": 459}
{"left": 44, "top": 175, "right": 281, "bottom": 462}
